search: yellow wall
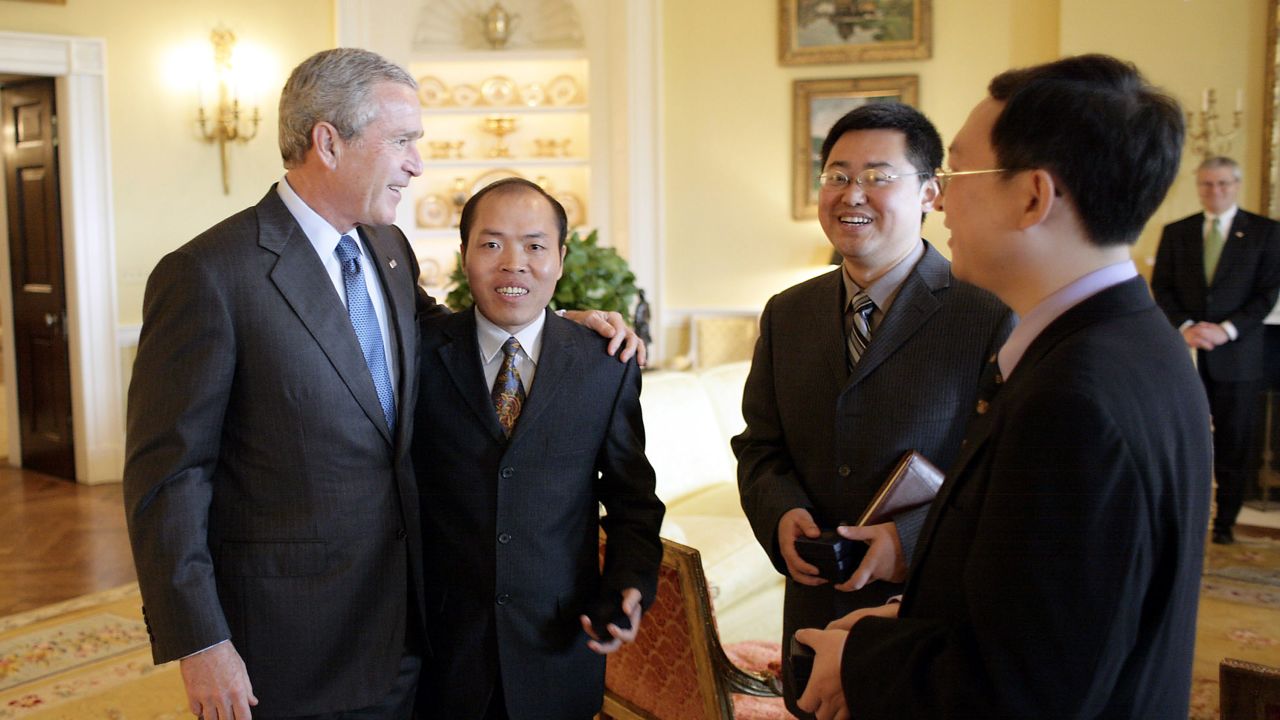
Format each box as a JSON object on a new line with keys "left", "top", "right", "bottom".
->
{"left": 1, "top": 0, "right": 333, "bottom": 325}
{"left": 662, "top": 0, "right": 1266, "bottom": 311}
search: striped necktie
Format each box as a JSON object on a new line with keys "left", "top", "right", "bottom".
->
{"left": 846, "top": 292, "right": 875, "bottom": 367}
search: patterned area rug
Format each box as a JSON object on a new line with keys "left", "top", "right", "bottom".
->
{"left": 1190, "top": 534, "right": 1280, "bottom": 720}
{"left": 0, "top": 584, "right": 185, "bottom": 719}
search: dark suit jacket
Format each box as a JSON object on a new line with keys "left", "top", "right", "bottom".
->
{"left": 842, "top": 277, "right": 1213, "bottom": 718}
{"left": 1151, "top": 209, "right": 1280, "bottom": 381}
{"left": 123, "top": 187, "right": 439, "bottom": 716}
{"left": 414, "top": 308, "right": 664, "bottom": 720}
{"left": 733, "top": 243, "right": 1013, "bottom": 637}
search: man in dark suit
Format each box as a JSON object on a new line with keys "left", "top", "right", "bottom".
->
{"left": 124, "top": 50, "right": 640, "bottom": 720}
{"left": 1152, "top": 155, "right": 1280, "bottom": 544}
{"left": 795, "top": 54, "right": 1212, "bottom": 719}
{"left": 413, "top": 178, "right": 664, "bottom": 720}
{"left": 732, "top": 102, "right": 1012, "bottom": 716}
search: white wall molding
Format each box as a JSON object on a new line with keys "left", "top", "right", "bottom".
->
{"left": 0, "top": 31, "right": 123, "bottom": 484}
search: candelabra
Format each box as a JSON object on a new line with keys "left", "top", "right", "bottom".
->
{"left": 197, "top": 28, "right": 261, "bottom": 195}
{"left": 1186, "top": 88, "right": 1243, "bottom": 160}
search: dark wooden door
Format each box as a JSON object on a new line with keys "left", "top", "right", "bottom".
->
{"left": 2, "top": 78, "right": 75, "bottom": 480}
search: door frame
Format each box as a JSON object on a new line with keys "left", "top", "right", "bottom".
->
{"left": 0, "top": 32, "right": 122, "bottom": 484}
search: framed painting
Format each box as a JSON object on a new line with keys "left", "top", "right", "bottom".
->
{"left": 779, "top": 0, "right": 932, "bottom": 65}
{"left": 792, "top": 75, "right": 919, "bottom": 219}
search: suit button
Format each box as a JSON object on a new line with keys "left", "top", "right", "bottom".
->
{"left": 498, "top": 532, "right": 512, "bottom": 544}
{"left": 396, "top": 528, "right": 407, "bottom": 540}
{"left": 500, "top": 467, "right": 514, "bottom": 479}
{"left": 496, "top": 593, "right": 511, "bottom": 606}
{"left": 838, "top": 464, "right": 851, "bottom": 477}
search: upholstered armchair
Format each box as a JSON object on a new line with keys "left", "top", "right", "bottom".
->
{"left": 600, "top": 537, "right": 783, "bottom": 720}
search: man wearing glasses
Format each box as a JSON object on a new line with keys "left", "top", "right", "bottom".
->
{"left": 732, "top": 102, "right": 1012, "bottom": 717}
{"left": 795, "top": 54, "right": 1212, "bottom": 719}
{"left": 1151, "top": 156, "right": 1280, "bottom": 545}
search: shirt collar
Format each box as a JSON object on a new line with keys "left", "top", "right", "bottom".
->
{"left": 997, "top": 260, "right": 1138, "bottom": 378}
{"left": 1205, "top": 205, "right": 1239, "bottom": 232}
{"left": 842, "top": 239, "right": 926, "bottom": 311}
{"left": 475, "top": 308, "right": 547, "bottom": 365}
{"left": 277, "top": 175, "right": 354, "bottom": 260}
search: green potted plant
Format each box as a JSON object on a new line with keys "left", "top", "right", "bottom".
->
{"left": 445, "top": 228, "right": 640, "bottom": 322}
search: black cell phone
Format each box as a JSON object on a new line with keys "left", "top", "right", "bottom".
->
{"left": 793, "top": 529, "right": 867, "bottom": 583}
{"left": 789, "top": 633, "right": 815, "bottom": 696}
{"left": 586, "top": 594, "right": 632, "bottom": 639}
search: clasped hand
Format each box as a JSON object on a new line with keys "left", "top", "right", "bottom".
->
{"left": 579, "top": 587, "right": 644, "bottom": 655}
{"left": 777, "top": 509, "right": 906, "bottom": 590}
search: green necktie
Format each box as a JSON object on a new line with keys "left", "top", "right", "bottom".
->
{"left": 1204, "top": 216, "right": 1225, "bottom": 283}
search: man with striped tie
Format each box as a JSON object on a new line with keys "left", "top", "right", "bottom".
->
{"left": 1152, "top": 156, "right": 1280, "bottom": 545}
{"left": 732, "top": 102, "right": 1013, "bottom": 717}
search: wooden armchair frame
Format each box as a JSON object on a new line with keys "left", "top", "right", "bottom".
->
{"left": 601, "top": 537, "right": 781, "bottom": 720}
{"left": 1221, "top": 657, "right": 1280, "bottom": 720}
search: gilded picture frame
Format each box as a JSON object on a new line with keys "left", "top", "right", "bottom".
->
{"left": 1262, "top": 0, "right": 1279, "bottom": 218}
{"left": 779, "top": 0, "right": 931, "bottom": 65}
{"left": 792, "top": 75, "right": 919, "bottom": 220}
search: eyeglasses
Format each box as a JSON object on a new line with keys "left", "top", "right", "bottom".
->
{"left": 933, "top": 168, "right": 1009, "bottom": 192}
{"left": 817, "top": 168, "right": 932, "bottom": 192}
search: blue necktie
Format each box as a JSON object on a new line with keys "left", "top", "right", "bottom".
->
{"left": 336, "top": 235, "right": 396, "bottom": 433}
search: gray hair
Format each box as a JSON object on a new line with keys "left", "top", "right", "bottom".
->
{"left": 278, "top": 48, "right": 416, "bottom": 167}
{"left": 1197, "top": 155, "right": 1242, "bottom": 181}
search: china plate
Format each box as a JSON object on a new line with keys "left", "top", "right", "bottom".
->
{"left": 480, "top": 76, "right": 518, "bottom": 106}
{"left": 547, "top": 75, "right": 581, "bottom": 106}
{"left": 520, "top": 82, "right": 546, "bottom": 108}
{"left": 451, "top": 83, "right": 481, "bottom": 107}
{"left": 556, "top": 190, "right": 585, "bottom": 227}
{"left": 417, "top": 76, "right": 449, "bottom": 107}
{"left": 416, "top": 194, "right": 451, "bottom": 229}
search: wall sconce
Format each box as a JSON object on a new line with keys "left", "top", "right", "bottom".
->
{"left": 197, "top": 27, "right": 260, "bottom": 195}
{"left": 1187, "top": 88, "right": 1243, "bottom": 160}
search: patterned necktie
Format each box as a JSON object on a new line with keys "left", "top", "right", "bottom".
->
{"left": 1204, "top": 216, "right": 1225, "bottom": 283}
{"left": 846, "top": 292, "right": 876, "bottom": 367}
{"left": 492, "top": 336, "right": 526, "bottom": 437}
{"left": 335, "top": 235, "right": 396, "bottom": 433}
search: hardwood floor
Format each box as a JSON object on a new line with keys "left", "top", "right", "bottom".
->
{"left": 0, "top": 465, "right": 136, "bottom": 616}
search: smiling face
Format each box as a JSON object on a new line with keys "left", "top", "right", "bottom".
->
{"left": 332, "top": 82, "right": 423, "bottom": 229}
{"left": 462, "top": 187, "right": 566, "bottom": 333}
{"left": 819, "top": 129, "right": 938, "bottom": 281}
{"left": 939, "top": 97, "right": 1023, "bottom": 296}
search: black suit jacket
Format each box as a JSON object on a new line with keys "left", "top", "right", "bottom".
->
{"left": 734, "top": 243, "right": 1013, "bottom": 631}
{"left": 1151, "top": 209, "right": 1280, "bottom": 381}
{"left": 414, "top": 308, "right": 664, "bottom": 720}
{"left": 842, "top": 277, "right": 1213, "bottom": 718}
{"left": 123, "top": 187, "right": 440, "bottom": 715}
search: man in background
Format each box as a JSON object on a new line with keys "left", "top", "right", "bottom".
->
{"left": 732, "top": 102, "right": 1011, "bottom": 716}
{"left": 1152, "top": 155, "right": 1280, "bottom": 544}
{"left": 796, "top": 54, "right": 1211, "bottom": 719}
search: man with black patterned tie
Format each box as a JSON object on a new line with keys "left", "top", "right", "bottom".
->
{"left": 1152, "top": 155, "right": 1280, "bottom": 544}
{"left": 413, "top": 178, "right": 664, "bottom": 720}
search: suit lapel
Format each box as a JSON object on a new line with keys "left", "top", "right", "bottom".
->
{"left": 847, "top": 243, "right": 947, "bottom": 388}
{"left": 509, "top": 310, "right": 577, "bottom": 444}
{"left": 361, "top": 226, "right": 418, "bottom": 448}
{"left": 438, "top": 310, "right": 507, "bottom": 442}
{"left": 258, "top": 189, "right": 393, "bottom": 445}
{"left": 812, "top": 268, "right": 851, "bottom": 389}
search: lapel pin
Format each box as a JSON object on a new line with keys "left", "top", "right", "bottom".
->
{"left": 389, "top": 259, "right": 398, "bottom": 269}
{"left": 1234, "top": 231, "right": 1244, "bottom": 238}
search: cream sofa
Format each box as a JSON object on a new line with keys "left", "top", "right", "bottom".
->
{"left": 637, "top": 361, "right": 784, "bottom": 646}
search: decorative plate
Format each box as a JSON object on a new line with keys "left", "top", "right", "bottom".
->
{"left": 416, "top": 194, "right": 451, "bottom": 229}
{"left": 451, "top": 83, "right": 481, "bottom": 107}
{"left": 547, "top": 75, "right": 582, "bottom": 106}
{"left": 470, "top": 168, "right": 525, "bottom": 197}
{"left": 480, "top": 76, "right": 518, "bottom": 106}
{"left": 417, "top": 76, "right": 449, "bottom": 107}
{"left": 556, "top": 190, "right": 585, "bottom": 227}
{"left": 520, "top": 82, "right": 546, "bottom": 108}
